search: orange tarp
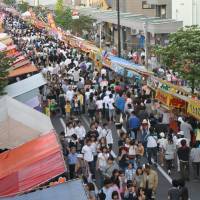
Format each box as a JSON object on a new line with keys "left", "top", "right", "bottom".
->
{"left": 0, "top": 132, "right": 66, "bottom": 197}
{"left": 8, "top": 64, "right": 38, "bottom": 77}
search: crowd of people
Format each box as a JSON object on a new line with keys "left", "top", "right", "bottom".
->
{"left": 2, "top": 10, "right": 200, "bottom": 200}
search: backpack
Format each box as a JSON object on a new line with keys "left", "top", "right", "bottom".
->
{"left": 98, "top": 189, "right": 106, "bottom": 200}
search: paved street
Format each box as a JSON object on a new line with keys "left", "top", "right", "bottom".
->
{"left": 51, "top": 113, "right": 200, "bottom": 200}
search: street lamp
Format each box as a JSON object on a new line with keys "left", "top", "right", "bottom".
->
{"left": 117, "top": 0, "right": 121, "bottom": 57}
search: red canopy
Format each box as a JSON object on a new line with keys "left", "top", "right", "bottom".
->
{"left": 0, "top": 131, "right": 66, "bottom": 197}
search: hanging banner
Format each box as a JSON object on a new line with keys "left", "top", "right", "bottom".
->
{"left": 187, "top": 99, "right": 200, "bottom": 120}
{"left": 155, "top": 89, "right": 171, "bottom": 106}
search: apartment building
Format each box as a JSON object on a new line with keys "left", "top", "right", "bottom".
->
{"left": 112, "top": 0, "right": 172, "bottom": 19}
{"left": 172, "top": 0, "right": 200, "bottom": 26}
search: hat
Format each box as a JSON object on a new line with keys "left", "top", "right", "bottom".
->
{"left": 160, "top": 132, "right": 165, "bottom": 138}
{"left": 177, "top": 131, "right": 184, "bottom": 135}
{"left": 142, "top": 119, "right": 148, "bottom": 124}
{"left": 178, "top": 117, "right": 183, "bottom": 122}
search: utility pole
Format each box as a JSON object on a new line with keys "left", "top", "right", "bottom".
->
{"left": 99, "top": 23, "right": 102, "bottom": 49}
{"left": 144, "top": 20, "right": 148, "bottom": 68}
{"left": 117, "top": 0, "right": 121, "bottom": 57}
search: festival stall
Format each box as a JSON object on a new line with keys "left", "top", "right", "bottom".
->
{"left": 1, "top": 179, "right": 87, "bottom": 200}
{"left": 147, "top": 75, "right": 189, "bottom": 112}
{"left": 0, "top": 33, "right": 13, "bottom": 45}
{"left": 0, "top": 132, "right": 66, "bottom": 197}
{"left": 187, "top": 99, "right": 200, "bottom": 121}
{"left": 8, "top": 63, "right": 38, "bottom": 78}
{"left": 0, "top": 96, "right": 54, "bottom": 149}
{"left": 5, "top": 73, "right": 47, "bottom": 109}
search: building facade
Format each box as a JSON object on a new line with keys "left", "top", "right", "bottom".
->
{"left": 172, "top": 0, "right": 200, "bottom": 26}
{"left": 112, "top": 0, "right": 172, "bottom": 19}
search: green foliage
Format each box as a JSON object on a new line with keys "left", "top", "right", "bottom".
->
{"left": 3, "top": 0, "right": 16, "bottom": 5}
{"left": 55, "top": 0, "right": 72, "bottom": 30}
{"left": 18, "top": 2, "right": 30, "bottom": 13}
{"left": 155, "top": 26, "right": 200, "bottom": 93}
{"left": 54, "top": 1, "right": 94, "bottom": 35}
{"left": 72, "top": 15, "right": 94, "bottom": 35}
{"left": 0, "top": 52, "right": 14, "bottom": 95}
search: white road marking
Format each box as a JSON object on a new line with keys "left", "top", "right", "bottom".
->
{"left": 81, "top": 115, "right": 90, "bottom": 129}
{"left": 59, "top": 118, "right": 67, "bottom": 135}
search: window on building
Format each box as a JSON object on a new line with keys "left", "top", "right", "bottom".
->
{"left": 142, "top": 1, "right": 155, "bottom": 9}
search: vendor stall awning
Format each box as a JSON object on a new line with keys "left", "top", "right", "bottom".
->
{"left": 5, "top": 73, "right": 47, "bottom": 98}
{"left": 0, "top": 96, "right": 53, "bottom": 149}
{"left": 8, "top": 64, "right": 38, "bottom": 78}
{"left": 1, "top": 179, "right": 87, "bottom": 200}
{"left": 0, "top": 132, "right": 66, "bottom": 197}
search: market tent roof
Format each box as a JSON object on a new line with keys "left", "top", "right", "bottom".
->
{"left": 0, "top": 42, "right": 6, "bottom": 51}
{"left": 1, "top": 179, "right": 87, "bottom": 200}
{"left": 0, "top": 132, "right": 66, "bottom": 197}
{"left": 8, "top": 64, "right": 38, "bottom": 78}
{"left": 78, "top": 7, "right": 183, "bottom": 34}
{"left": 0, "top": 96, "right": 54, "bottom": 149}
{"left": 5, "top": 73, "right": 47, "bottom": 98}
{"left": 108, "top": 55, "right": 150, "bottom": 76}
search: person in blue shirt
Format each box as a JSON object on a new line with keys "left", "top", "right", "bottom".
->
{"left": 128, "top": 111, "right": 140, "bottom": 139}
{"left": 115, "top": 93, "right": 125, "bottom": 113}
{"left": 67, "top": 146, "right": 78, "bottom": 179}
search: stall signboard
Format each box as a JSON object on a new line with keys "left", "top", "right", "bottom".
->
{"left": 103, "top": 57, "right": 112, "bottom": 68}
{"left": 155, "top": 89, "right": 170, "bottom": 106}
{"left": 169, "top": 96, "right": 186, "bottom": 108}
{"left": 187, "top": 99, "right": 200, "bottom": 120}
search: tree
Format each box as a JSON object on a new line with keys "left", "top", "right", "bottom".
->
{"left": 18, "top": 2, "right": 30, "bottom": 13}
{"left": 0, "top": 52, "right": 14, "bottom": 95}
{"left": 3, "top": 0, "right": 16, "bottom": 5}
{"left": 54, "top": 0, "right": 73, "bottom": 30}
{"left": 72, "top": 15, "right": 94, "bottom": 36}
{"left": 155, "top": 26, "right": 200, "bottom": 93}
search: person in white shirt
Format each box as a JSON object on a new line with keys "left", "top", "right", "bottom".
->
{"left": 66, "top": 87, "right": 74, "bottom": 102}
{"left": 146, "top": 128, "right": 158, "bottom": 165}
{"left": 103, "top": 95, "right": 109, "bottom": 120}
{"left": 96, "top": 96, "right": 103, "bottom": 122}
{"left": 101, "top": 123, "right": 113, "bottom": 149}
{"left": 65, "top": 122, "right": 75, "bottom": 139}
{"left": 101, "top": 67, "right": 107, "bottom": 77}
{"left": 157, "top": 132, "right": 167, "bottom": 167}
{"left": 82, "top": 139, "right": 95, "bottom": 180}
{"left": 108, "top": 94, "right": 115, "bottom": 122}
{"left": 75, "top": 120, "right": 86, "bottom": 147}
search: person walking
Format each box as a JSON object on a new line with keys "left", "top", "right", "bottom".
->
{"left": 128, "top": 111, "right": 140, "bottom": 140}
{"left": 140, "top": 164, "right": 158, "bottom": 200}
{"left": 190, "top": 143, "right": 200, "bottom": 180}
{"left": 168, "top": 179, "right": 180, "bottom": 200}
{"left": 146, "top": 128, "right": 158, "bottom": 166}
{"left": 164, "top": 136, "right": 176, "bottom": 175}
{"left": 177, "top": 139, "right": 190, "bottom": 181}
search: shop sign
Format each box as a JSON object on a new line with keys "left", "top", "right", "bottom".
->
{"left": 155, "top": 89, "right": 170, "bottom": 106}
{"left": 103, "top": 58, "right": 112, "bottom": 68}
{"left": 187, "top": 100, "right": 200, "bottom": 120}
{"left": 169, "top": 97, "right": 186, "bottom": 108}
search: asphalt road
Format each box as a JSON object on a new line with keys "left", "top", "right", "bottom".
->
{"left": 51, "top": 113, "right": 200, "bottom": 200}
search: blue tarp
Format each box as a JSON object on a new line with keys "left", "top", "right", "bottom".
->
{"left": 109, "top": 56, "right": 147, "bottom": 73}
{"left": 1, "top": 180, "right": 88, "bottom": 200}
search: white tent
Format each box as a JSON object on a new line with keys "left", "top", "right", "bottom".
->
{"left": 0, "top": 42, "right": 7, "bottom": 51}
{"left": 0, "top": 96, "right": 54, "bottom": 149}
{"left": 21, "top": 11, "right": 31, "bottom": 17}
{"left": 5, "top": 73, "right": 47, "bottom": 108}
